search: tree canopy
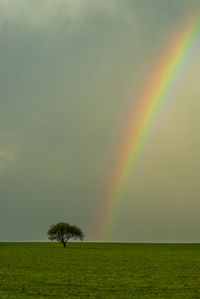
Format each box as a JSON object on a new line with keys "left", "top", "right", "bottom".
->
{"left": 47, "top": 222, "right": 84, "bottom": 247}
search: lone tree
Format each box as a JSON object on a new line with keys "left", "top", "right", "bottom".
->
{"left": 47, "top": 222, "right": 84, "bottom": 248}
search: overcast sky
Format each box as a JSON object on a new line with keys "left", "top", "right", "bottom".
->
{"left": 0, "top": 0, "right": 200, "bottom": 242}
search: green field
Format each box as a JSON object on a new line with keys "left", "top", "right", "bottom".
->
{"left": 0, "top": 242, "right": 200, "bottom": 298}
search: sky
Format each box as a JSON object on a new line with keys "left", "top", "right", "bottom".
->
{"left": 0, "top": 0, "right": 200, "bottom": 242}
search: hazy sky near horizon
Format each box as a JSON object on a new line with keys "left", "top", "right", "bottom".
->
{"left": 1, "top": 0, "right": 200, "bottom": 242}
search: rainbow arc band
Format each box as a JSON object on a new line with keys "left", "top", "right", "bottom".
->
{"left": 98, "top": 14, "right": 200, "bottom": 241}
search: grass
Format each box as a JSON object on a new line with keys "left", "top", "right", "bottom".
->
{"left": 0, "top": 242, "right": 200, "bottom": 298}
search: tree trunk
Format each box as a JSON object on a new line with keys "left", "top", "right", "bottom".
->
{"left": 62, "top": 241, "right": 66, "bottom": 248}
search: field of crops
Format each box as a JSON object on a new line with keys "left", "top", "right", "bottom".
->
{"left": 0, "top": 242, "right": 200, "bottom": 298}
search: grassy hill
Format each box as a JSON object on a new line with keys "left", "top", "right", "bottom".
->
{"left": 0, "top": 242, "right": 200, "bottom": 298}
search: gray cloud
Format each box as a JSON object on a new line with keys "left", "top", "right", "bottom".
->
{"left": 0, "top": 0, "right": 200, "bottom": 242}
{"left": 0, "top": 0, "right": 120, "bottom": 30}
{"left": 0, "top": 150, "right": 15, "bottom": 174}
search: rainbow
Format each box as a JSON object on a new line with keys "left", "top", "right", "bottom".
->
{"left": 97, "top": 14, "right": 200, "bottom": 240}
